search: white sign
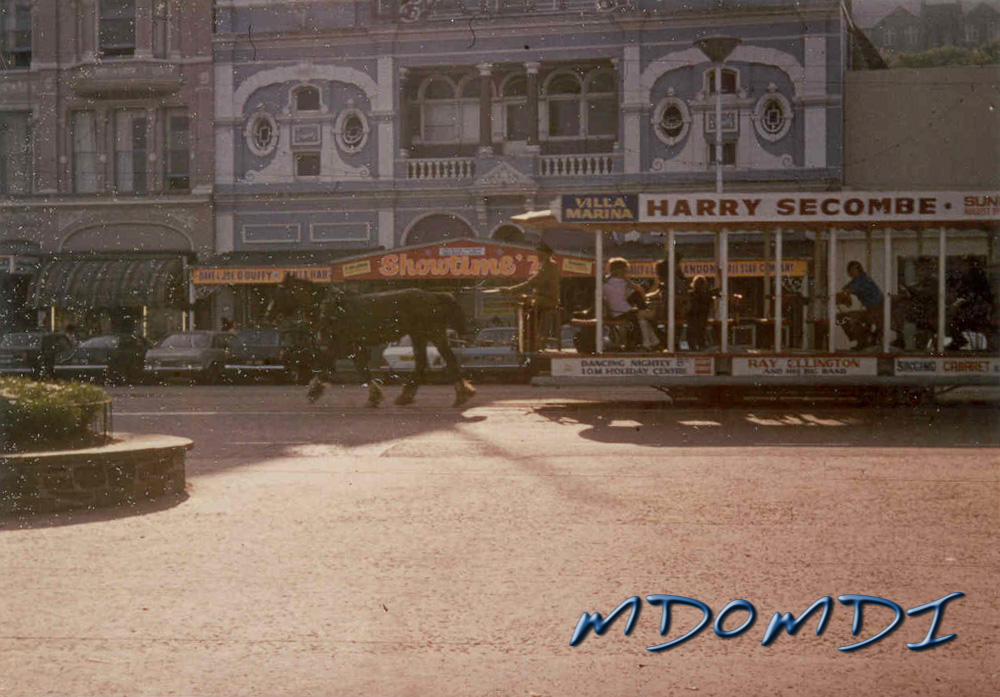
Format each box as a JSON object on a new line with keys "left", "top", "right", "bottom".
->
{"left": 551, "top": 356, "right": 713, "bottom": 378}
{"left": 639, "top": 192, "right": 1000, "bottom": 224}
{"left": 732, "top": 356, "right": 877, "bottom": 377}
{"left": 894, "top": 357, "right": 1000, "bottom": 377}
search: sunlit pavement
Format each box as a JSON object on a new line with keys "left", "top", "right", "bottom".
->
{"left": 0, "top": 384, "right": 997, "bottom": 696}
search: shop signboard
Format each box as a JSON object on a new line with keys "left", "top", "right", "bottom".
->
{"left": 894, "top": 357, "right": 1000, "bottom": 377}
{"left": 330, "top": 240, "right": 594, "bottom": 282}
{"left": 551, "top": 355, "right": 714, "bottom": 378}
{"left": 192, "top": 266, "right": 332, "bottom": 284}
{"left": 732, "top": 356, "right": 878, "bottom": 377}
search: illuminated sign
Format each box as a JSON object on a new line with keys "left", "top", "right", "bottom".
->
{"left": 192, "top": 267, "right": 332, "bottom": 285}
{"left": 562, "top": 195, "right": 638, "bottom": 222}
{"left": 637, "top": 192, "right": 1000, "bottom": 224}
{"left": 330, "top": 241, "right": 594, "bottom": 281}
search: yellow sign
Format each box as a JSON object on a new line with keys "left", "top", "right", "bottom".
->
{"left": 342, "top": 260, "right": 372, "bottom": 279}
{"left": 562, "top": 258, "right": 594, "bottom": 275}
{"left": 192, "top": 267, "right": 333, "bottom": 285}
{"left": 624, "top": 259, "right": 810, "bottom": 279}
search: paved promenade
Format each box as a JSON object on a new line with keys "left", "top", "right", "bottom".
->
{"left": 1, "top": 385, "right": 997, "bottom": 696}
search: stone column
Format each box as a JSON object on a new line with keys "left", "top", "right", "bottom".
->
{"left": 79, "top": 0, "right": 96, "bottom": 61}
{"left": 135, "top": 0, "right": 153, "bottom": 58}
{"left": 477, "top": 63, "right": 493, "bottom": 155}
{"left": 525, "top": 62, "right": 539, "bottom": 151}
{"left": 398, "top": 67, "right": 411, "bottom": 156}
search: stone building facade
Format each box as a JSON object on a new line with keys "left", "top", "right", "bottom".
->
{"left": 209, "top": 0, "right": 849, "bottom": 325}
{"left": 0, "top": 0, "right": 214, "bottom": 335}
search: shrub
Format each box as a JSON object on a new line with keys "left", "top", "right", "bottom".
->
{"left": 0, "top": 378, "right": 109, "bottom": 453}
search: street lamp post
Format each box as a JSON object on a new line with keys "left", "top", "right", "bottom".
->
{"left": 694, "top": 35, "right": 740, "bottom": 353}
{"left": 694, "top": 35, "right": 741, "bottom": 194}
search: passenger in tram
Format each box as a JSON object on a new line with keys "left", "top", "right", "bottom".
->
{"left": 685, "top": 275, "right": 718, "bottom": 351}
{"left": 836, "top": 260, "right": 884, "bottom": 351}
{"left": 890, "top": 256, "right": 937, "bottom": 351}
{"left": 602, "top": 257, "right": 659, "bottom": 350}
{"left": 947, "top": 256, "right": 995, "bottom": 351}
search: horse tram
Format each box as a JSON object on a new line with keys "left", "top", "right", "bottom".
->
{"left": 512, "top": 191, "right": 1000, "bottom": 405}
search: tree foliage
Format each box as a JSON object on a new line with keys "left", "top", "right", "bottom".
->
{"left": 888, "top": 42, "right": 1000, "bottom": 68}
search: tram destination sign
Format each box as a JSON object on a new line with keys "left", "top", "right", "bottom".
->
{"left": 638, "top": 192, "right": 999, "bottom": 224}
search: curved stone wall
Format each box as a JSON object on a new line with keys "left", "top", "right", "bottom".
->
{"left": 0, "top": 434, "right": 193, "bottom": 515}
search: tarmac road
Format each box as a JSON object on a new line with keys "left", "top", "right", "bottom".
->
{"left": 0, "top": 383, "right": 997, "bottom": 697}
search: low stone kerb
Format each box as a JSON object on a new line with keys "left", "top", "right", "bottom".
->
{"left": 0, "top": 433, "right": 193, "bottom": 515}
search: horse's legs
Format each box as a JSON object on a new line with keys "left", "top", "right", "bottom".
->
{"left": 354, "top": 346, "right": 384, "bottom": 408}
{"left": 395, "top": 335, "right": 426, "bottom": 405}
{"left": 433, "top": 331, "right": 476, "bottom": 407}
{"left": 306, "top": 344, "right": 335, "bottom": 403}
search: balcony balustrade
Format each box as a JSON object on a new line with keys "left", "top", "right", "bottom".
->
{"left": 538, "top": 154, "right": 615, "bottom": 177}
{"left": 406, "top": 158, "right": 476, "bottom": 181}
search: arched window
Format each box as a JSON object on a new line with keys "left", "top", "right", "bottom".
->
{"left": 416, "top": 75, "right": 480, "bottom": 145}
{"left": 501, "top": 74, "right": 528, "bottom": 141}
{"left": 492, "top": 225, "right": 526, "bottom": 244}
{"left": 544, "top": 68, "right": 618, "bottom": 141}
{"left": 707, "top": 67, "right": 739, "bottom": 95}
{"left": 545, "top": 72, "right": 582, "bottom": 138}
{"left": 584, "top": 69, "right": 617, "bottom": 138}
{"left": 294, "top": 86, "right": 321, "bottom": 112}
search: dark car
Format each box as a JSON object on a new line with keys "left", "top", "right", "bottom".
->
{"left": 0, "top": 332, "right": 75, "bottom": 380}
{"left": 54, "top": 334, "right": 150, "bottom": 385}
{"left": 278, "top": 326, "right": 323, "bottom": 384}
{"left": 225, "top": 328, "right": 291, "bottom": 383}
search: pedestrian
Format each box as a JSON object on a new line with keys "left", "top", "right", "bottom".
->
{"left": 685, "top": 275, "right": 718, "bottom": 351}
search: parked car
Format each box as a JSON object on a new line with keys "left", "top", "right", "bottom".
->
{"left": 0, "top": 332, "right": 74, "bottom": 379}
{"left": 380, "top": 327, "right": 531, "bottom": 381}
{"left": 144, "top": 331, "right": 232, "bottom": 384}
{"left": 225, "top": 328, "right": 289, "bottom": 383}
{"left": 54, "top": 334, "right": 150, "bottom": 385}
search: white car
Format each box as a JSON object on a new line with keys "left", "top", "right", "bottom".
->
{"left": 380, "top": 327, "right": 530, "bottom": 381}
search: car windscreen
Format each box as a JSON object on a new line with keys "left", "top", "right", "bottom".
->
{"left": 233, "top": 330, "right": 280, "bottom": 348}
{"left": 0, "top": 333, "right": 42, "bottom": 349}
{"left": 159, "top": 333, "right": 211, "bottom": 349}
{"left": 476, "top": 328, "right": 516, "bottom": 345}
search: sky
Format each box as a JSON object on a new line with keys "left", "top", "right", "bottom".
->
{"left": 850, "top": 0, "right": 1000, "bottom": 27}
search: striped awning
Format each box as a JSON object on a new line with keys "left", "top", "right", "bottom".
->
{"left": 28, "top": 257, "right": 186, "bottom": 309}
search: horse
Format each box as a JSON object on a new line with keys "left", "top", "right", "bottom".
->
{"left": 265, "top": 275, "right": 476, "bottom": 408}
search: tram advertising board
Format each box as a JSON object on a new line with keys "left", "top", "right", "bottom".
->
{"left": 638, "top": 192, "right": 999, "bottom": 224}
{"left": 894, "top": 357, "right": 1000, "bottom": 377}
{"left": 732, "top": 356, "right": 878, "bottom": 378}
{"left": 551, "top": 356, "right": 713, "bottom": 378}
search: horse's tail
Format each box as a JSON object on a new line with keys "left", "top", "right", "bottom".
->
{"left": 440, "top": 293, "right": 467, "bottom": 335}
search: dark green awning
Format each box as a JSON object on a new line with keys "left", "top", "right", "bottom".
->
{"left": 28, "top": 257, "right": 186, "bottom": 310}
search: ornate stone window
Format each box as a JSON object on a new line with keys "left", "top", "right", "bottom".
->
{"left": 542, "top": 67, "right": 617, "bottom": 141}
{"left": 753, "top": 86, "right": 792, "bottom": 142}
{"left": 245, "top": 112, "right": 278, "bottom": 157}
{"left": 501, "top": 74, "right": 528, "bottom": 141}
{"left": 414, "top": 74, "right": 479, "bottom": 145}
{"left": 293, "top": 85, "right": 322, "bottom": 112}
{"left": 651, "top": 93, "right": 691, "bottom": 146}
{"left": 335, "top": 107, "right": 369, "bottom": 152}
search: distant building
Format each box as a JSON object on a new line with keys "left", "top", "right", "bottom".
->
{"left": 867, "top": 1, "right": 1000, "bottom": 54}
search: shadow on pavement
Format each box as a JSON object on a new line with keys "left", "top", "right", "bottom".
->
{"left": 0, "top": 492, "right": 190, "bottom": 531}
{"left": 532, "top": 401, "right": 1000, "bottom": 449}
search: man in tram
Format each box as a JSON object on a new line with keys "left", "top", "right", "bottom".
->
{"left": 890, "top": 256, "right": 938, "bottom": 351}
{"left": 947, "top": 256, "right": 995, "bottom": 351}
{"left": 502, "top": 240, "right": 561, "bottom": 347}
{"left": 836, "top": 260, "right": 884, "bottom": 351}
{"left": 603, "top": 257, "right": 659, "bottom": 350}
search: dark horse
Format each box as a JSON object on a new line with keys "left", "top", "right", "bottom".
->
{"left": 266, "top": 275, "right": 476, "bottom": 407}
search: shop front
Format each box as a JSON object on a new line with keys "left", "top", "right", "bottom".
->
{"left": 26, "top": 255, "right": 190, "bottom": 340}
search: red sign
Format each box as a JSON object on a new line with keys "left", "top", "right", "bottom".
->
{"left": 330, "top": 240, "right": 594, "bottom": 282}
